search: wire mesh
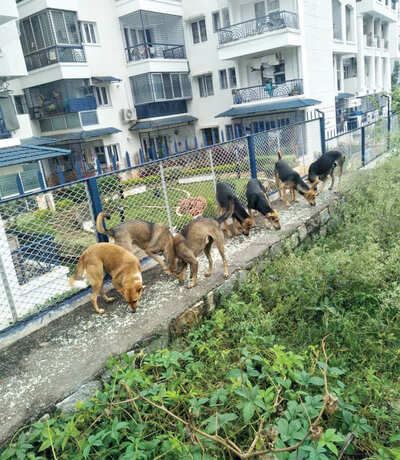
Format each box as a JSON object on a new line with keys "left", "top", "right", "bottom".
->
{"left": 326, "top": 128, "right": 362, "bottom": 171}
{"left": 253, "top": 119, "right": 321, "bottom": 193}
{"left": 365, "top": 119, "right": 387, "bottom": 164}
{"left": 0, "top": 184, "right": 96, "bottom": 329}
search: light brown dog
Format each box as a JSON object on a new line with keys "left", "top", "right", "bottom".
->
{"left": 96, "top": 212, "right": 176, "bottom": 274}
{"left": 174, "top": 217, "right": 229, "bottom": 289}
{"left": 69, "top": 243, "right": 143, "bottom": 314}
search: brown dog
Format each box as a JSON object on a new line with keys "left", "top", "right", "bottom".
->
{"left": 274, "top": 151, "right": 316, "bottom": 207}
{"left": 174, "top": 217, "right": 229, "bottom": 289}
{"left": 96, "top": 212, "right": 176, "bottom": 274}
{"left": 69, "top": 243, "right": 143, "bottom": 314}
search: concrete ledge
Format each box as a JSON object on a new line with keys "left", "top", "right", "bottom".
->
{"left": 0, "top": 182, "right": 350, "bottom": 445}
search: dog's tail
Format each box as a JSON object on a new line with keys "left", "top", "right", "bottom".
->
{"left": 69, "top": 255, "right": 88, "bottom": 290}
{"left": 217, "top": 199, "right": 234, "bottom": 225}
{"left": 277, "top": 150, "right": 282, "bottom": 160}
{"left": 96, "top": 211, "right": 113, "bottom": 237}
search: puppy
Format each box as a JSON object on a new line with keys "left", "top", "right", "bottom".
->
{"left": 174, "top": 211, "right": 232, "bottom": 289}
{"left": 96, "top": 212, "right": 176, "bottom": 274}
{"left": 216, "top": 181, "right": 255, "bottom": 237}
{"left": 308, "top": 150, "right": 345, "bottom": 195}
{"left": 69, "top": 243, "right": 143, "bottom": 314}
{"left": 246, "top": 178, "right": 281, "bottom": 230}
{"left": 274, "top": 151, "right": 316, "bottom": 207}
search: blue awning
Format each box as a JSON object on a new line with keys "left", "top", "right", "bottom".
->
{"left": 20, "top": 136, "right": 58, "bottom": 146}
{"left": 335, "top": 93, "right": 354, "bottom": 100}
{"left": 91, "top": 76, "right": 121, "bottom": 83}
{"left": 130, "top": 115, "right": 197, "bottom": 131}
{"left": 0, "top": 144, "right": 70, "bottom": 168}
{"left": 215, "top": 98, "right": 321, "bottom": 118}
{"left": 49, "top": 127, "right": 121, "bottom": 143}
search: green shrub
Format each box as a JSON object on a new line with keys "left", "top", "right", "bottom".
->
{"left": 55, "top": 198, "right": 74, "bottom": 211}
{"left": 34, "top": 209, "right": 53, "bottom": 220}
{"left": 97, "top": 175, "right": 121, "bottom": 195}
{"left": 163, "top": 166, "right": 184, "bottom": 181}
{"left": 55, "top": 183, "right": 86, "bottom": 204}
{"left": 122, "top": 175, "right": 160, "bottom": 189}
{"left": 202, "top": 199, "right": 218, "bottom": 219}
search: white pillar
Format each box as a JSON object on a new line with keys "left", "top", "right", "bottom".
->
{"left": 370, "top": 55, "right": 376, "bottom": 92}
{"left": 339, "top": 55, "right": 345, "bottom": 92}
{"left": 356, "top": 14, "right": 365, "bottom": 92}
{"left": 384, "top": 57, "right": 391, "bottom": 92}
{"left": 376, "top": 57, "right": 382, "bottom": 91}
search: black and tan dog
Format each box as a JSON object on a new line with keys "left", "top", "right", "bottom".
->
{"left": 274, "top": 151, "right": 316, "bottom": 207}
{"left": 173, "top": 211, "right": 232, "bottom": 289}
{"left": 96, "top": 212, "right": 176, "bottom": 274}
{"left": 216, "top": 181, "right": 255, "bottom": 237}
{"left": 308, "top": 150, "right": 345, "bottom": 195}
{"left": 69, "top": 243, "right": 143, "bottom": 314}
{"left": 246, "top": 178, "right": 281, "bottom": 230}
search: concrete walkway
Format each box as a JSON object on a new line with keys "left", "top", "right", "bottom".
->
{"left": 0, "top": 185, "right": 340, "bottom": 445}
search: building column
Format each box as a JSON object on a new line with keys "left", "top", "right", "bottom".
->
{"left": 384, "top": 57, "right": 391, "bottom": 92}
{"left": 356, "top": 14, "right": 365, "bottom": 93}
{"left": 376, "top": 57, "right": 383, "bottom": 91}
{"left": 369, "top": 55, "right": 376, "bottom": 92}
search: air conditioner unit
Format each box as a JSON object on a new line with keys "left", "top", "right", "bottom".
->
{"left": 121, "top": 107, "right": 137, "bottom": 122}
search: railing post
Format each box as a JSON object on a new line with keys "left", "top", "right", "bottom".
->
{"left": 159, "top": 162, "right": 173, "bottom": 232}
{"left": 361, "top": 126, "right": 366, "bottom": 167}
{"left": 316, "top": 109, "right": 326, "bottom": 154}
{"left": 86, "top": 178, "right": 107, "bottom": 242}
{"left": 247, "top": 134, "right": 257, "bottom": 179}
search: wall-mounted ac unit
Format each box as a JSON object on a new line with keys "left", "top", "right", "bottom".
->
{"left": 121, "top": 107, "right": 137, "bottom": 123}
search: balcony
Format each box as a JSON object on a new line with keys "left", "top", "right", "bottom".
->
{"left": 24, "top": 45, "right": 86, "bottom": 72}
{"left": 125, "top": 42, "right": 185, "bottom": 62}
{"left": 232, "top": 79, "right": 303, "bottom": 105}
{"left": 357, "top": 0, "right": 397, "bottom": 21}
{"left": 217, "top": 11, "right": 301, "bottom": 61}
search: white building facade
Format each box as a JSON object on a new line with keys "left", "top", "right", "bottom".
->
{"left": 1, "top": 0, "right": 398, "bottom": 177}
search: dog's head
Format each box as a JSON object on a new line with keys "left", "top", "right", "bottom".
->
{"left": 121, "top": 276, "right": 143, "bottom": 312}
{"left": 304, "top": 188, "right": 316, "bottom": 206}
{"left": 241, "top": 217, "right": 255, "bottom": 236}
{"left": 267, "top": 210, "right": 281, "bottom": 230}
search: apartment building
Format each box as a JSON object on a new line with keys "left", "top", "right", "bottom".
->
{"left": 0, "top": 0, "right": 398, "bottom": 189}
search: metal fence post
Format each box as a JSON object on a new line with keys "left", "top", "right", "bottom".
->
{"left": 0, "top": 253, "right": 18, "bottom": 323}
{"left": 208, "top": 149, "right": 217, "bottom": 192}
{"left": 316, "top": 109, "right": 326, "bottom": 154}
{"left": 247, "top": 134, "right": 257, "bottom": 179}
{"left": 86, "top": 178, "right": 107, "bottom": 242}
{"left": 159, "top": 162, "right": 173, "bottom": 232}
{"left": 361, "top": 126, "right": 366, "bottom": 167}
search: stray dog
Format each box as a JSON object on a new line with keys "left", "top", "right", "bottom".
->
{"left": 174, "top": 211, "right": 232, "bottom": 288}
{"left": 246, "top": 178, "right": 281, "bottom": 230}
{"left": 274, "top": 151, "right": 316, "bottom": 207}
{"left": 308, "top": 150, "right": 345, "bottom": 195}
{"left": 69, "top": 243, "right": 143, "bottom": 314}
{"left": 216, "top": 181, "right": 255, "bottom": 237}
{"left": 96, "top": 212, "right": 176, "bottom": 274}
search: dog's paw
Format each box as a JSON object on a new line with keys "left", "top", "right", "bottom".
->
{"left": 224, "top": 273, "right": 230, "bottom": 279}
{"left": 187, "top": 282, "right": 196, "bottom": 289}
{"left": 104, "top": 297, "right": 115, "bottom": 303}
{"left": 96, "top": 308, "right": 105, "bottom": 315}
{"left": 204, "top": 271, "right": 211, "bottom": 277}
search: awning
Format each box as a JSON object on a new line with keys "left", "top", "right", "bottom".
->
{"left": 20, "top": 136, "right": 58, "bottom": 146}
{"left": 49, "top": 127, "right": 121, "bottom": 143}
{"left": 91, "top": 76, "right": 121, "bottom": 83}
{"left": 0, "top": 144, "right": 70, "bottom": 168}
{"left": 215, "top": 98, "right": 321, "bottom": 118}
{"left": 335, "top": 93, "right": 354, "bottom": 100}
{"left": 130, "top": 115, "right": 197, "bottom": 131}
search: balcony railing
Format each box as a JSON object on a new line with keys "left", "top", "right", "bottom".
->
{"left": 125, "top": 43, "right": 186, "bottom": 62}
{"left": 232, "top": 79, "right": 303, "bottom": 104}
{"left": 24, "top": 45, "right": 86, "bottom": 71}
{"left": 29, "top": 96, "right": 97, "bottom": 120}
{"left": 218, "top": 10, "right": 299, "bottom": 45}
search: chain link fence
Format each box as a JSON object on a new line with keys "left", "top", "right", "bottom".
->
{"left": 0, "top": 114, "right": 397, "bottom": 333}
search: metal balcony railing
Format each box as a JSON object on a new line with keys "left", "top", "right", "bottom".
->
{"left": 125, "top": 43, "right": 186, "bottom": 62}
{"left": 232, "top": 79, "right": 303, "bottom": 104}
{"left": 218, "top": 10, "right": 299, "bottom": 45}
{"left": 24, "top": 45, "right": 86, "bottom": 71}
{"left": 29, "top": 96, "right": 97, "bottom": 120}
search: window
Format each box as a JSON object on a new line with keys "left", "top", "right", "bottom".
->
{"left": 95, "top": 86, "right": 110, "bottom": 106}
{"left": 228, "top": 67, "right": 237, "bottom": 88}
{"left": 152, "top": 74, "right": 165, "bottom": 99}
{"left": 202, "top": 127, "right": 220, "bottom": 146}
{"left": 255, "top": 1, "right": 266, "bottom": 18}
{"left": 212, "top": 11, "right": 221, "bottom": 32}
{"left": 95, "top": 146, "right": 106, "bottom": 164}
{"left": 191, "top": 19, "right": 207, "bottom": 44}
{"left": 106, "top": 144, "right": 120, "bottom": 162}
{"left": 226, "top": 124, "right": 234, "bottom": 140}
{"left": 198, "top": 74, "right": 214, "bottom": 97}
{"left": 212, "top": 8, "right": 230, "bottom": 32}
{"left": 131, "top": 73, "right": 191, "bottom": 105}
{"left": 14, "top": 95, "right": 28, "bottom": 115}
{"left": 81, "top": 22, "right": 97, "bottom": 44}
{"left": 266, "top": 0, "right": 279, "bottom": 12}
{"left": 219, "top": 69, "right": 228, "bottom": 89}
